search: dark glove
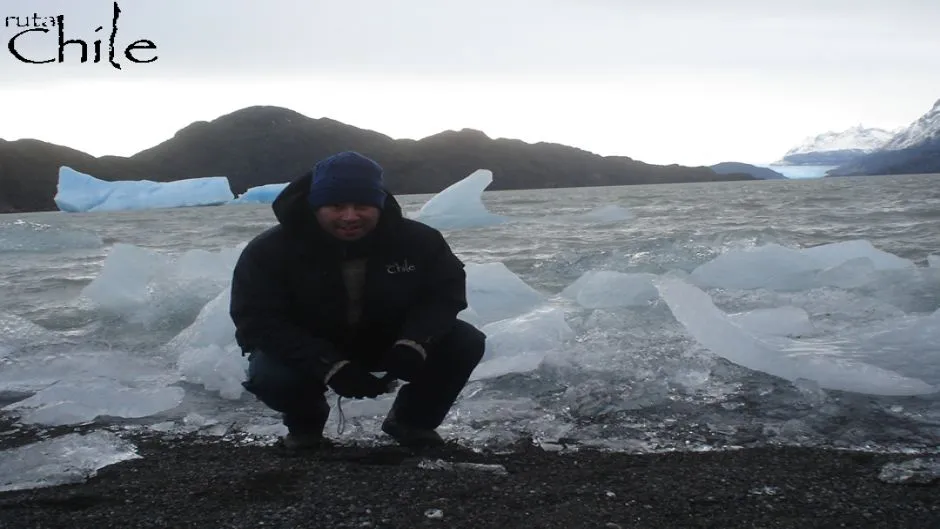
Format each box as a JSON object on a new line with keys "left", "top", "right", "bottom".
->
{"left": 326, "top": 362, "right": 388, "bottom": 399}
{"left": 384, "top": 343, "right": 426, "bottom": 382}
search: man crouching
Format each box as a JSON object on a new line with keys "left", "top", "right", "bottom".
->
{"left": 230, "top": 151, "right": 485, "bottom": 450}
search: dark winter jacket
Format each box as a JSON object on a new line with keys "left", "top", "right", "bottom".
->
{"left": 229, "top": 170, "right": 468, "bottom": 381}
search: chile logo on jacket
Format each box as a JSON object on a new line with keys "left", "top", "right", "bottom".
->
{"left": 386, "top": 260, "right": 416, "bottom": 274}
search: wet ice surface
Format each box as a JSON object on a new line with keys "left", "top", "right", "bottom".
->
{"left": 1, "top": 174, "right": 938, "bottom": 491}
{"left": 0, "top": 431, "right": 140, "bottom": 492}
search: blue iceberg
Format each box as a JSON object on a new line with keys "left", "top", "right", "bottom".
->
{"left": 54, "top": 167, "right": 235, "bottom": 213}
{"left": 410, "top": 169, "right": 507, "bottom": 230}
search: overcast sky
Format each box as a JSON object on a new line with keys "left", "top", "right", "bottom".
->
{"left": 1, "top": 0, "right": 938, "bottom": 166}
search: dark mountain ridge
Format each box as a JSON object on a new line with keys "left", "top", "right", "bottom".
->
{"left": 0, "top": 105, "right": 756, "bottom": 213}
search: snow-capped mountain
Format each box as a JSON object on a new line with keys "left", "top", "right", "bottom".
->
{"left": 777, "top": 125, "right": 897, "bottom": 165}
{"left": 827, "top": 98, "right": 940, "bottom": 176}
{"left": 880, "top": 99, "right": 940, "bottom": 151}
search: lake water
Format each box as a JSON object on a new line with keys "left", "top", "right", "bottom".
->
{"left": 1, "top": 174, "right": 938, "bottom": 467}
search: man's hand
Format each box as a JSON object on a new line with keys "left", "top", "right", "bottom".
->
{"left": 384, "top": 341, "right": 426, "bottom": 382}
{"left": 325, "top": 361, "right": 389, "bottom": 399}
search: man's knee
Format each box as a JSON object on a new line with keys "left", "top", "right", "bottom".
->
{"left": 243, "top": 350, "right": 326, "bottom": 411}
{"left": 444, "top": 319, "right": 486, "bottom": 364}
{"left": 245, "top": 350, "right": 308, "bottom": 390}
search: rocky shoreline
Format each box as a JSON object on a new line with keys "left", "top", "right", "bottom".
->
{"left": 1, "top": 428, "right": 937, "bottom": 529}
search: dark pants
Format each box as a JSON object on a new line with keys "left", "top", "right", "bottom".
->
{"left": 242, "top": 320, "right": 486, "bottom": 434}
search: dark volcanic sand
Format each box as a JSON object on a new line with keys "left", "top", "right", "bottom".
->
{"left": 1, "top": 431, "right": 937, "bottom": 529}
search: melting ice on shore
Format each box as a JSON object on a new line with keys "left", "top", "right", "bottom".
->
{"left": 2, "top": 165, "right": 938, "bottom": 493}
{"left": 0, "top": 431, "right": 140, "bottom": 492}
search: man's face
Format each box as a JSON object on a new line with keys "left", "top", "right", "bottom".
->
{"left": 315, "top": 203, "right": 381, "bottom": 241}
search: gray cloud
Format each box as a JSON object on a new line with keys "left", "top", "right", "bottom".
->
{"left": 2, "top": 0, "right": 938, "bottom": 84}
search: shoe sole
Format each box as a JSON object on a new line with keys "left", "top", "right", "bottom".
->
{"left": 381, "top": 423, "right": 444, "bottom": 448}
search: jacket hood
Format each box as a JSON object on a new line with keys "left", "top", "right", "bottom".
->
{"left": 271, "top": 169, "right": 405, "bottom": 245}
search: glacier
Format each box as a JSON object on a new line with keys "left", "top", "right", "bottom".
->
{"left": 55, "top": 167, "right": 235, "bottom": 212}
{"left": 755, "top": 164, "right": 837, "bottom": 179}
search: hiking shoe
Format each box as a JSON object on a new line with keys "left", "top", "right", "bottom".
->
{"left": 381, "top": 417, "right": 445, "bottom": 448}
{"left": 281, "top": 432, "right": 333, "bottom": 451}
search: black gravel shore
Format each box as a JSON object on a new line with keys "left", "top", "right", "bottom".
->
{"left": 1, "top": 431, "right": 937, "bottom": 529}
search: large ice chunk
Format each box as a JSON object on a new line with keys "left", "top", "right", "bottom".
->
{"left": 656, "top": 277, "right": 935, "bottom": 396}
{"left": 561, "top": 270, "right": 659, "bottom": 308}
{"left": 3, "top": 378, "right": 185, "bottom": 426}
{"left": 854, "top": 308, "right": 940, "bottom": 386}
{"left": 165, "top": 287, "right": 236, "bottom": 352}
{"left": 168, "top": 287, "right": 250, "bottom": 400}
{"left": 54, "top": 166, "right": 234, "bottom": 212}
{"left": 77, "top": 244, "right": 240, "bottom": 329}
{"left": 728, "top": 306, "right": 816, "bottom": 338}
{"left": 814, "top": 257, "right": 877, "bottom": 289}
{"left": 801, "top": 240, "right": 915, "bottom": 270}
{"left": 689, "top": 240, "right": 917, "bottom": 291}
{"left": 689, "top": 243, "right": 820, "bottom": 290}
{"left": 176, "top": 344, "right": 248, "bottom": 400}
{"left": 472, "top": 306, "right": 575, "bottom": 380}
{"left": 462, "top": 262, "right": 545, "bottom": 325}
{"left": 0, "top": 431, "right": 140, "bottom": 492}
{"left": 412, "top": 169, "right": 508, "bottom": 229}
{"left": 867, "top": 308, "right": 940, "bottom": 346}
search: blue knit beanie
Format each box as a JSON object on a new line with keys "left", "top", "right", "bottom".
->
{"left": 307, "top": 151, "right": 387, "bottom": 210}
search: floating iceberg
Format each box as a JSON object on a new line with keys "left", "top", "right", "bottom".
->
{"left": 411, "top": 169, "right": 508, "bottom": 229}
{"left": 54, "top": 166, "right": 235, "bottom": 213}
{"left": 461, "top": 262, "right": 546, "bottom": 325}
